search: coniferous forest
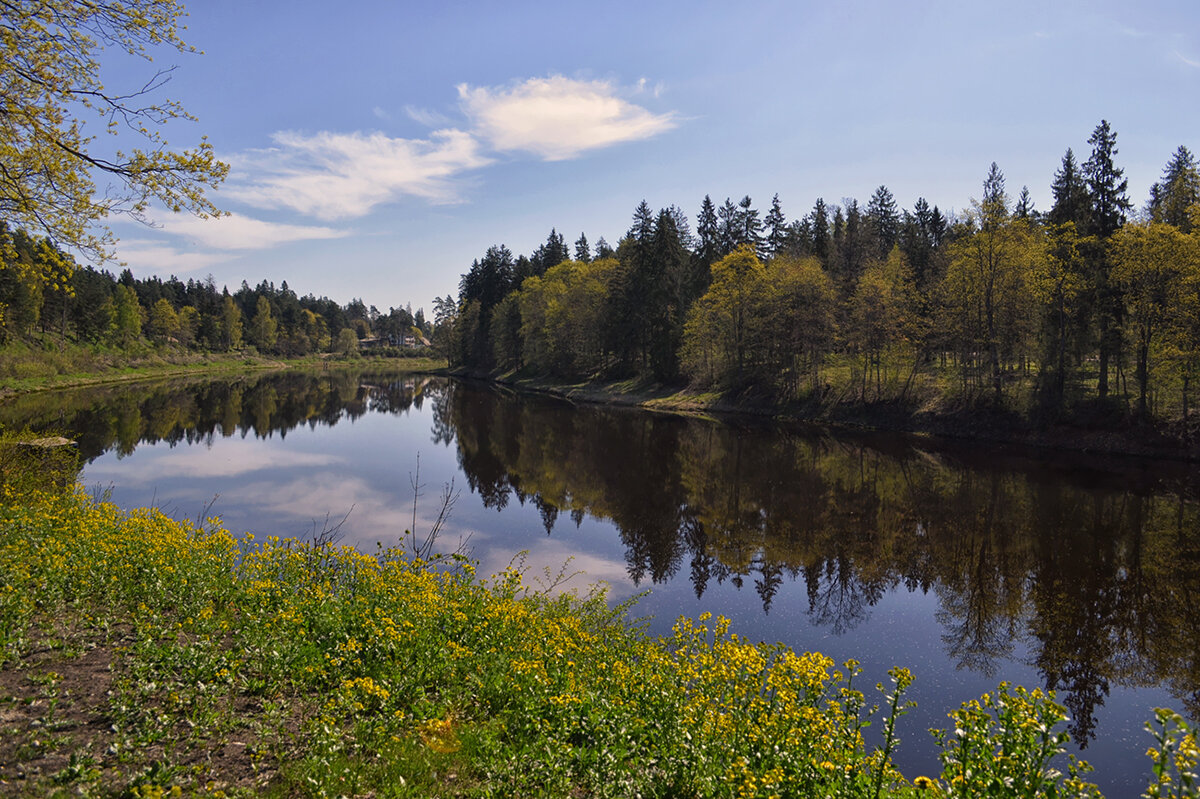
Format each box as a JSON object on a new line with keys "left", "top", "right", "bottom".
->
{"left": 0, "top": 226, "right": 432, "bottom": 361}
{"left": 448, "top": 121, "right": 1200, "bottom": 433}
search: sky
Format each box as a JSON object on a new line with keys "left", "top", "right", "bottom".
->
{"left": 97, "top": 0, "right": 1200, "bottom": 314}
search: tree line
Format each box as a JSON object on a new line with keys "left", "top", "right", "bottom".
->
{"left": 0, "top": 223, "right": 431, "bottom": 357}
{"left": 446, "top": 121, "right": 1200, "bottom": 424}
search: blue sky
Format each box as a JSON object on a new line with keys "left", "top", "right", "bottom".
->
{"left": 102, "top": 0, "right": 1200, "bottom": 314}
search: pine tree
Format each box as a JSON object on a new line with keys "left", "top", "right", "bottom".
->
{"left": 809, "top": 198, "right": 831, "bottom": 265}
{"left": 717, "top": 197, "right": 740, "bottom": 256}
{"left": 765, "top": 193, "right": 787, "bottom": 259}
{"left": 648, "top": 208, "right": 691, "bottom": 379}
{"left": 1083, "top": 120, "right": 1132, "bottom": 398}
{"left": 867, "top": 185, "right": 900, "bottom": 258}
{"left": 574, "top": 232, "right": 591, "bottom": 263}
{"left": 696, "top": 194, "right": 720, "bottom": 267}
{"left": 1048, "top": 149, "right": 1090, "bottom": 229}
{"left": 1084, "top": 121, "right": 1131, "bottom": 240}
{"left": 1148, "top": 145, "right": 1200, "bottom": 231}
{"left": 737, "top": 195, "right": 764, "bottom": 258}
{"left": 1014, "top": 186, "right": 1037, "bottom": 221}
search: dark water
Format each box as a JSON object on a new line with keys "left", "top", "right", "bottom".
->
{"left": 4, "top": 370, "right": 1198, "bottom": 795}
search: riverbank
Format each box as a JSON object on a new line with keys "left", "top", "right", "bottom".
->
{"left": 3, "top": 488, "right": 1189, "bottom": 797}
{"left": 486, "top": 371, "right": 1200, "bottom": 463}
{"left": 0, "top": 344, "right": 445, "bottom": 402}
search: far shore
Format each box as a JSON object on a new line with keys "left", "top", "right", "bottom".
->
{"left": 467, "top": 370, "right": 1200, "bottom": 465}
{"left": 6, "top": 352, "right": 1196, "bottom": 464}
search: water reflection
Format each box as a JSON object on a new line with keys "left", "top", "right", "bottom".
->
{"left": 0, "top": 369, "right": 434, "bottom": 462}
{"left": 432, "top": 380, "right": 1200, "bottom": 745}
{"left": 4, "top": 372, "right": 1199, "bottom": 754}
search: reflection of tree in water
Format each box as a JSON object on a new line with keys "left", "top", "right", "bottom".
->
{"left": 808, "top": 554, "right": 880, "bottom": 634}
{"left": 684, "top": 516, "right": 716, "bottom": 599}
{"left": 534, "top": 495, "right": 558, "bottom": 535}
{"left": 3, "top": 369, "right": 430, "bottom": 463}
{"left": 32, "top": 375, "right": 1197, "bottom": 745}
{"left": 431, "top": 381, "right": 1200, "bottom": 742}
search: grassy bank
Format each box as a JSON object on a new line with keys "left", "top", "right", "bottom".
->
{"left": 0, "top": 337, "right": 445, "bottom": 401}
{"left": 489, "top": 369, "right": 1200, "bottom": 462}
{"left": 1, "top": 485, "right": 1195, "bottom": 797}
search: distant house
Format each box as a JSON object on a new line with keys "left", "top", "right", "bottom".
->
{"left": 358, "top": 333, "right": 430, "bottom": 350}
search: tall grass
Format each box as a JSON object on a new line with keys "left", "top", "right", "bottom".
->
{"left": 0, "top": 487, "right": 1194, "bottom": 797}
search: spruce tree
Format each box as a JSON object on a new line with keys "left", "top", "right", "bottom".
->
{"left": 765, "top": 193, "right": 787, "bottom": 259}
{"left": 696, "top": 195, "right": 720, "bottom": 267}
{"left": 1014, "top": 186, "right": 1037, "bottom": 221}
{"left": 1148, "top": 145, "right": 1200, "bottom": 231}
{"left": 717, "top": 197, "right": 740, "bottom": 256}
{"left": 1083, "top": 120, "right": 1132, "bottom": 398}
{"left": 809, "top": 198, "right": 831, "bottom": 266}
{"left": 737, "top": 195, "right": 764, "bottom": 258}
{"left": 574, "top": 232, "right": 591, "bottom": 263}
{"left": 1048, "top": 149, "right": 1090, "bottom": 228}
{"left": 867, "top": 185, "right": 900, "bottom": 258}
{"left": 1084, "top": 121, "right": 1131, "bottom": 239}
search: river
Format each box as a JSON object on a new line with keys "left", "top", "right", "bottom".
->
{"left": 4, "top": 368, "right": 1197, "bottom": 795}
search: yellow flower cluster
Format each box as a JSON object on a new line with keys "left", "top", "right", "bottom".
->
{"left": 2, "top": 488, "right": 1191, "bottom": 798}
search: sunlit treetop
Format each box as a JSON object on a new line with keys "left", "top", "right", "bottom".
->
{"left": 0, "top": 0, "right": 228, "bottom": 263}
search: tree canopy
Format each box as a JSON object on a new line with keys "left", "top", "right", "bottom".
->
{"left": 0, "top": 0, "right": 228, "bottom": 261}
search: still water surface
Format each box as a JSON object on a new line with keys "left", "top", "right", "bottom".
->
{"left": 4, "top": 369, "right": 1198, "bottom": 795}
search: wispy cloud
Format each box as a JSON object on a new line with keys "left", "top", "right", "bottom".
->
{"left": 213, "top": 77, "right": 675, "bottom": 223}
{"left": 115, "top": 239, "right": 230, "bottom": 275}
{"left": 1176, "top": 50, "right": 1200, "bottom": 69}
{"left": 86, "top": 440, "right": 343, "bottom": 481}
{"left": 405, "top": 105, "right": 454, "bottom": 127}
{"left": 458, "top": 75, "right": 677, "bottom": 161}
{"left": 152, "top": 212, "right": 348, "bottom": 250}
{"left": 226, "top": 129, "right": 493, "bottom": 219}
{"left": 372, "top": 105, "right": 391, "bottom": 120}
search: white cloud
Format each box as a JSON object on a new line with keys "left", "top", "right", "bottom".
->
{"left": 87, "top": 440, "right": 343, "bottom": 481}
{"left": 152, "top": 212, "right": 347, "bottom": 251}
{"left": 405, "top": 105, "right": 454, "bottom": 127}
{"left": 226, "top": 128, "right": 492, "bottom": 220}
{"left": 372, "top": 105, "right": 391, "bottom": 120}
{"left": 1176, "top": 50, "right": 1200, "bottom": 69}
{"left": 115, "top": 239, "right": 230, "bottom": 275}
{"left": 458, "top": 75, "right": 677, "bottom": 161}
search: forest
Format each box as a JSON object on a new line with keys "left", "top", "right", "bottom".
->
{"left": 0, "top": 226, "right": 432, "bottom": 360}
{"left": 448, "top": 121, "right": 1200, "bottom": 427}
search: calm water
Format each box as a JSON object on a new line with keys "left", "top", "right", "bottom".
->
{"left": 5, "top": 369, "right": 1198, "bottom": 795}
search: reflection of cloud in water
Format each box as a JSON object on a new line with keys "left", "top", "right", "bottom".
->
{"left": 214, "top": 471, "right": 472, "bottom": 553}
{"left": 473, "top": 539, "right": 640, "bottom": 601}
{"left": 87, "top": 439, "right": 342, "bottom": 480}
{"left": 215, "top": 470, "right": 411, "bottom": 539}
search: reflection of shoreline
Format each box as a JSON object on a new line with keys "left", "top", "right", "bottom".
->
{"left": 0, "top": 370, "right": 436, "bottom": 463}
{"left": 438, "top": 380, "right": 1200, "bottom": 743}
{"left": 7, "top": 372, "right": 1200, "bottom": 753}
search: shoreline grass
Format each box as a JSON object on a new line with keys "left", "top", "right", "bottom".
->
{"left": 0, "top": 338, "right": 445, "bottom": 401}
{"left": 1, "top": 487, "right": 1196, "bottom": 797}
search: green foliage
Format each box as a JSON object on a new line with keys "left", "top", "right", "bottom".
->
{"left": 930, "top": 683, "right": 1100, "bottom": 797}
{"left": 517, "top": 259, "right": 613, "bottom": 377}
{"left": 0, "top": 489, "right": 1191, "bottom": 796}
{"left": 108, "top": 284, "right": 143, "bottom": 346}
{"left": 0, "top": 0, "right": 228, "bottom": 261}
{"left": 1144, "top": 709, "right": 1199, "bottom": 798}
{"left": 248, "top": 295, "right": 278, "bottom": 351}
{"left": 681, "top": 246, "right": 770, "bottom": 387}
{"left": 334, "top": 326, "right": 359, "bottom": 357}
{"left": 1112, "top": 222, "right": 1200, "bottom": 419}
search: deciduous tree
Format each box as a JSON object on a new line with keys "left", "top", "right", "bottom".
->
{"left": 0, "top": 0, "right": 228, "bottom": 261}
